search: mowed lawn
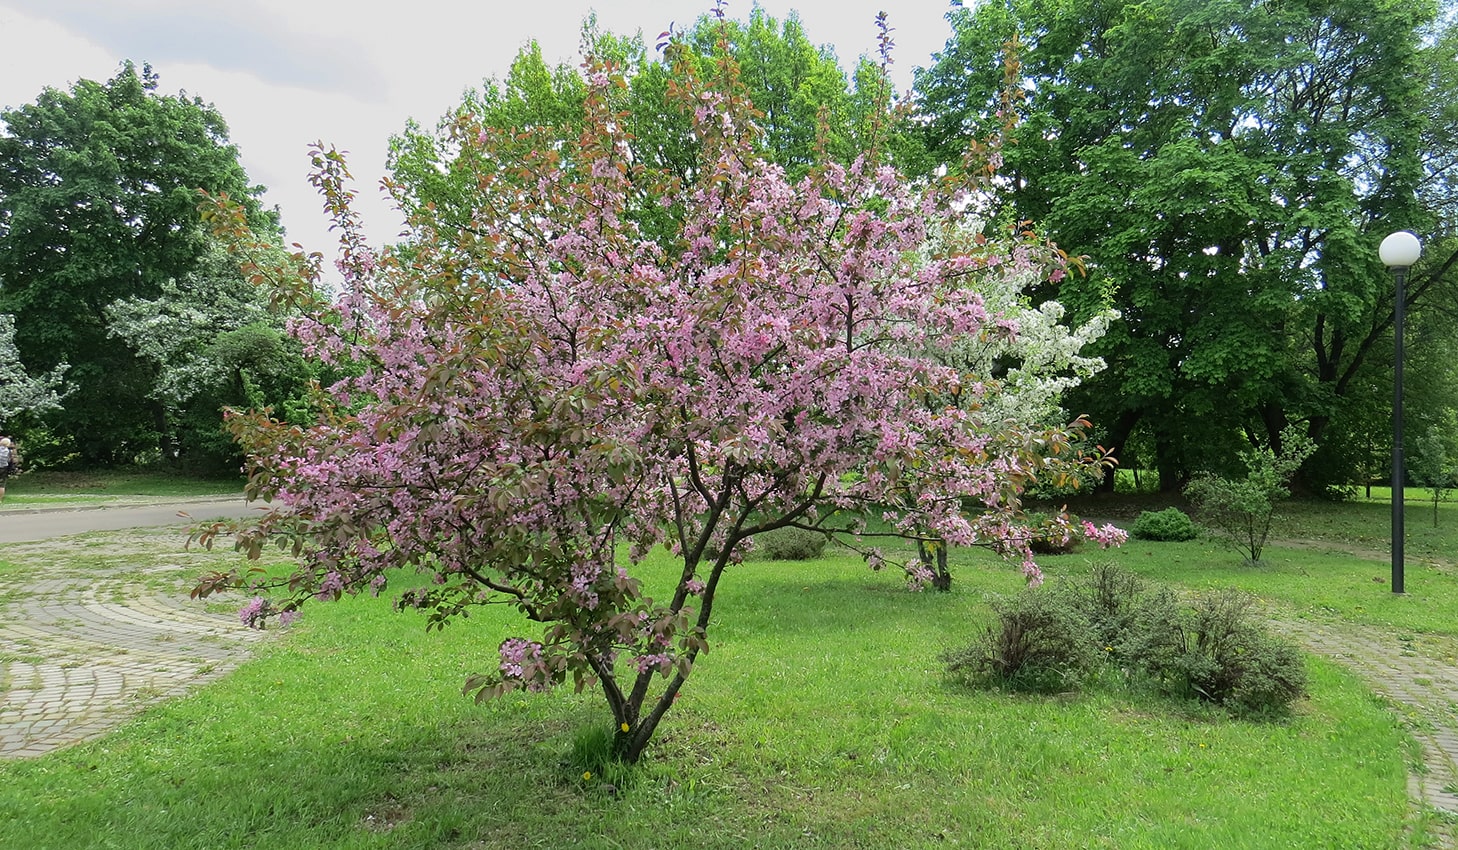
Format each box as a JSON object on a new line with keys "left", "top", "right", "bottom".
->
{"left": 1, "top": 469, "right": 242, "bottom": 507}
{"left": 2, "top": 494, "right": 1454, "bottom": 848}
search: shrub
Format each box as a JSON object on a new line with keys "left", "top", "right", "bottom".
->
{"left": 942, "top": 585, "right": 1099, "bottom": 692}
{"left": 1127, "top": 588, "right": 1306, "bottom": 716}
{"left": 1131, "top": 507, "right": 1199, "bottom": 542}
{"left": 1068, "top": 561, "right": 1146, "bottom": 657}
{"left": 1185, "top": 425, "right": 1317, "bottom": 564}
{"left": 945, "top": 567, "right": 1304, "bottom": 716}
{"left": 755, "top": 526, "right": 828, "bottom": 561}
{"left": 1024, "top": 511, "right": 1083, "bottom": 555}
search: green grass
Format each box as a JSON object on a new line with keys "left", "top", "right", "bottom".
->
{"left": 1107, "top": 497, "right": 1458, "bottom": 635}
{"left": 2, "top": 469, "right": 242, "bottom": 507}
{"left": 0, "top": 529, "right": 1427, "bottom": 850}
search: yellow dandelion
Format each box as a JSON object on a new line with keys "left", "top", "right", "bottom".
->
{"left": 583, "top": 771, "right": 593, "bottom": 781}
{"left": 621, "top": 723, "right": 631, "bottom": 732}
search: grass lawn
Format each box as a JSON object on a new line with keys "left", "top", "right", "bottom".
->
{"left": 1, "top": 469, "right": 243, "bottom": 507}
{"left": 0, "top": 490, "right": 1440, "bottom": 849}
{"left": 1075, "top": 496, "right": 1458, "bottom": 638}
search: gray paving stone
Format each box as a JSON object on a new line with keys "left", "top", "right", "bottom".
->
{"left": 1276, "top": 617, "right": 1458, "bottom": 847}
{"left": 0, "top": 527, "right": 268, "bottom": 759}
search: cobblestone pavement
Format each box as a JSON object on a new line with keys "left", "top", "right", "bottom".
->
{"left": 0, "top": 526, "right": 266, "bottom": 757}
{"left": 1275, "top": 617, "right": 1458, "bottom": 846}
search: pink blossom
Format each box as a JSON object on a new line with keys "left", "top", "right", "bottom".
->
{"left": 207, "top": 49, "right": 1115, "bottom": 764}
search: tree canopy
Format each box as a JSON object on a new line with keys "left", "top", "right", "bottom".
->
{"left": 0, "top": 61, "right": 275, "bottom": 464}
{"left": 915, "top": 0, "right": 1458, "bottom": 490}
{"left": 386, "top": 8, "right": 895, "bottom": 256}
{"left": 196, "top": 27, "right": 1115, "bottom": 763}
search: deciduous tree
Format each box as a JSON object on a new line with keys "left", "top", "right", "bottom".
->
{"left": 0, "top": 62, "right": 273, "bottom": 464}
{"left": 386, "top": 7, "right": 891, "bottom": 257}
{"left": 105, "top": 246, "right": 312, "bottom": 472}
{"left": 0, "top": 313, "right": 67, "bottom": 427}
{"left": 196, "top": 33, "right": 1111, "bottom": 763}
{"left": 915, "top": 0, "right": 1458, "bottom": 490}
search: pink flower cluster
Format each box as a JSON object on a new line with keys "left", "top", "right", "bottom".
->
{"left": 1082, "top": 521, "right": 1129, "bottom": 549}
{"left": 498, "top": 637, "right": 543, "bottom": 680}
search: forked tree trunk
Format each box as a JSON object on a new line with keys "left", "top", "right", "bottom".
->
{"left": 918, "top": 538, "right": 952, "bottom": 592}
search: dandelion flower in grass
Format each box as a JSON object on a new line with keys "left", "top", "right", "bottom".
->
{"left": 621, "top": 723, "right": 630, "bottom": 732}
{"left": 583, "top": 771, "right": 592, "bottom": 781}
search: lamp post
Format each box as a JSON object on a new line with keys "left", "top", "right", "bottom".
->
{"left": 1381, "top": 230, "right": 1422, "bottom": 595}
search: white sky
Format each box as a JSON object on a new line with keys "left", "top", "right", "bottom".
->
{"left": 0, "top": 0, "right": 958, "bottom": 261}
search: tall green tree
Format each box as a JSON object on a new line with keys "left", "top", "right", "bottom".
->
{"left": 386, "top": 8, "right": 893, "bottom": 253}
{"left": 0, "top": 61, "right": 273, "bottom": 464}
{"left": 915, "top": 0, "right": 1458, "bottom": 490}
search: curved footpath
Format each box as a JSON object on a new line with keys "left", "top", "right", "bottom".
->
{"left": 0, "top": 498, "right": 268, "bottom": 756}
{"left": 1274, "top": 618, "right": 1458, "bottom": 846}
{"left": 1, "top": 503, "right": 1457, "bottom": 844}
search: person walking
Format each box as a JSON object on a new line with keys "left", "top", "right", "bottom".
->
{"left": 0, "top": 438, "right": 14, "bottom": 502}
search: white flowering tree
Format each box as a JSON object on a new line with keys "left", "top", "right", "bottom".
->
{"left": 0, "top": 313, "right": 68, "bottom": 428}
{"left": 105, "top": 246, "right": 311, "bottom": 469}
{"left": 901, "top": 219, "right": 1121, "bottom": 589}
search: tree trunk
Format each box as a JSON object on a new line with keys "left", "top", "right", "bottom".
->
{"left": 1156, "top": 432, "right": 1187, "bottom": 493}
{"left": 1095, "top": 410, "right": 1142, "bottom": 493}
{"left": 918, "top": 538, "right": 952, "bottom": 592}
{"left": 152, "top": 400, "right": 176, "bottom": 466}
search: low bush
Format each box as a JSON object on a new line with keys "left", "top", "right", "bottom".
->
{"left": 755, "top": 526, "right": 828, "bottom": 561}
{"left": 1024, "top": 511, "right": 1083, "bottom": 555}
{"left": 1069, "top": 560, "right": 1146, "bottom": 657}
{"left": 1131, "top": 507, "right": 1199, "bottom": 542}
{"left": 1127, "top": 587, "right": 1307, "bottom": 716}
{"left": 942, "top": 585, "right": 1099, "bottom": 692}
{"left": 947, "top": 565, "right": 1306, "bottom": 716}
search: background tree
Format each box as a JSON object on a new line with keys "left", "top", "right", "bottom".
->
{"left": 197, "top": 31, "right": 1113, "bottom": 764}
{"left": 105, "top": 246, "right": 312, "bottom": 473}
{"left": 914, "top": 0, "right": 1458, "bottom": 491}
{"left": 0, "top": 62, "right": 274, "bottom": 465}
{"left": 1413, "top": 419, "right": 1458, "bottom": 525}
{"left": 385, "top": 7, "right": 891, "bottom": 255}
{"left": 909, "top": 216, "right": 1119, "bottom": 588}
{"left": 0, "top": 313, "right": 67, "bottom": 428}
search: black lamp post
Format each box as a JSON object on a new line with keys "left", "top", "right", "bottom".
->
{"left": 1381, "top": 230, "right": 1422, "bottom": 595}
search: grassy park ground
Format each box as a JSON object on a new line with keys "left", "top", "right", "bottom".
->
{"left": 1, "top": 468, "right": 243, "bottom": 507}
{"left": 1, "top": 475, "right": 1456, "bottom": 848}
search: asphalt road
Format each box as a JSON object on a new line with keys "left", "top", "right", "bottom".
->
{"left": 0, "top": 498, "right": 269, "bottom": 543}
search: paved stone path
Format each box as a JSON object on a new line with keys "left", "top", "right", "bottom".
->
{"left": 1275, "top": 617, "right": 1458, "bottom": 846}
{"left": 0, "top": 521, "right": 267, "bottom": 757}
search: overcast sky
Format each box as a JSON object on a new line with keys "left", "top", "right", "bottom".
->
{"left": 0, "top": 0, "right": 959, "bottom": 262}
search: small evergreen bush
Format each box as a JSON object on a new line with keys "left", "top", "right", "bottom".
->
{"left": 1131, "top": 507, "right": 1199, "bottom": 542}
{"left": 755, "top": 526, "right": 827, "bottom": 561}
{"left": 942, "top": 585, "right": 1098, "bottom": 692}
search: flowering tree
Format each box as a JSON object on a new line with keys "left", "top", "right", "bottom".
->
{"left": 903, "top": 217, "right": 1123, "bottom": 588}
{"left": 195, "top": 36, "right": 1113, "bottom": 763}
{"left": 0, "top": 313, "right": 68, "bottom": 427}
